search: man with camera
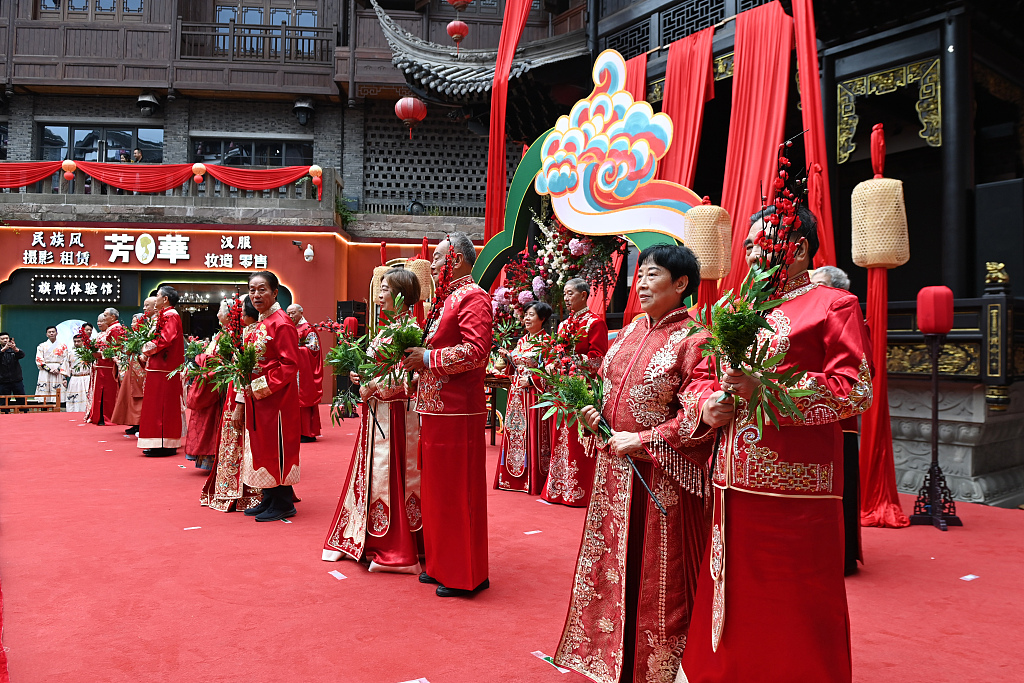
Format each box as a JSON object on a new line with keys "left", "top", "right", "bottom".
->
{"left": 0, "top": 332, "right": 26, "bottom": 412}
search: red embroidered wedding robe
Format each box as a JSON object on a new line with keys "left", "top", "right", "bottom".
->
{"left": 86, "top": 323, "right": 123, "bottom": 424}
{"left": 493, "top": 333, "right": 551, "bottom": 495}
{"left": 110, "top": 355, "right": 145, "bottom": 427}
{"left": 185, "top": 335, "right": 224, "bottom": 469}
{"left": 201, "top": 377, "right": 261, "bottom": 512}
{"left": 241, "top": 304, "right": 301, "bottom": 488}
{"left": 555, "top": 307, "right": 712, "bottom": 683}
{"left": 542, "top": 307, "right": 608, "bottom": 506}
{"left": 416, "top": 275, "right": 493, "bottom": 590}
{"left": 323, "top": 322, "right": 423, "bottom": 572}
{"left": 295, "top": 318, "right": 324, "bottom": 438}
{"left": 678, "top": 272, "right": 873, "bottom": 683}
{"left": 139, "top": 310, "right": 185, "bottom": 448}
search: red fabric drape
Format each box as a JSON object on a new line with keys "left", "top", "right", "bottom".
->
{"left": 720, "top": 1, "right": 793, "bottom": 292}
{"left": 658, "top": 28, "right": 714, "bottom": 188}
{"left": 482, "top": 0, "right": 532, "bottom": 241}
{"left": 587, "top": 250, "right": 623, "bottom": 319}
{"left": 0, "top": 161, "right": 63, "bottom": 188}
{"left": 204, "top": 164, "right": 313, "bottom": 192}
{"left": 859, "top": 267, "right": 909, "bottom": 528}
{"left": 793, "top": 0, "right": 837, "bottom": 268}
{"left": 619, "top": 54, "right": 650, "bottom": 325}
{"left": 76, "top": 161, "right": 194, "bottom": 193}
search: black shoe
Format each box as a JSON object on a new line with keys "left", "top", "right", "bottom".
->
{"left": 244, "top": 491, "right": 273, "bottom": 517}
{"left": 300, "top": 435, "right": 316, "bottom": 443}
{"left": 436, "top": 579, "right": 489, "bottom": 598}
{"left": 144, "top": 448, "right": 175, "bottom": 457}
{"left": 125, "top": 426, "right": 138, "bottom": 435}
{"left": 254, "top": 492, "right": 297, "bottom": 522}
{"left": 418, "top": 572, "right": 439, "bottom": 585}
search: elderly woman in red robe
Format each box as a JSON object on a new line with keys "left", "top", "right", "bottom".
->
{"left": 493, "top": 301, "right": 553, "bottom": 495}
{"left": 202, "top": 296, "right": 262, "bottom": 512}
{"left": 542, "top": 278, "right": 608, "bottom": 507}
{"left": 230, "top": 271, "right": 301, "bottom": 522}
{"left": 555, "top": 245, "right": 713, "bottom": 683}
{"left": 677, "top": 208, "right": 872, "bottom": 683}
{"left": 323, "top": 268, "right": 423, "bottom": 573}
{"left": 86, "top": 308, "right": 123, "bottom": 426}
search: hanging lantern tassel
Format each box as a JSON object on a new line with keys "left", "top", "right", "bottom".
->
{"left": 682, "top": 196, "right": 732, "bottom": 311}
{"left": 308, "top": 165, "right": 323, "bottom": 201}
{"left": 447, "top": 20, "right": 468, "bottom": 54}
{"left": 852, "top": 122, "right": 911, "bottom": 529}
{"left": 395, "top": 96, "right": 427, "bottom": 140}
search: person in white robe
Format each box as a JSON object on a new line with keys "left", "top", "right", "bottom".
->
{"left": 64, "top": 337, "right": 92, "bottom": 413}
{"left": 35, "top": 325, "right": 68, "bottom": 403}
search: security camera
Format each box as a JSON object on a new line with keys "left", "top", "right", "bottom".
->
{"left": 293, "top": 98, "right": 315, "bottom": 126}
{"left": 303, "top": 244, "right": 314, "bottom": 262}
{"left": 137, "top": 92, "right": 160, "bottom": 117}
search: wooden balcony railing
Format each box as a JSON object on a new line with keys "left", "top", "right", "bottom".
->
{"left": 177, "top": 20, "right": 337, "bottom": 64}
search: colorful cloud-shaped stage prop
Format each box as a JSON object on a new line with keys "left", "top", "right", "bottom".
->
{"left": 533, "top": 50, "right": 703, "bottom": 243}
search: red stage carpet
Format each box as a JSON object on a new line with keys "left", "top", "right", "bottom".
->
{"left": 1, "top": 408, "right": 1022, "bottom": 682}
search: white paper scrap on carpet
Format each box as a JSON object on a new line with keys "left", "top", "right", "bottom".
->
{"left": 397, "top": 678, "right": 430, "bottom": 683}
{"left": 329, "top": 570, "right": 347, "bottom": 580}
{"left": 537, "top": 498, "right": 555, "bottom": 505}
{"left": 960, "top": 574, "right": 980, "bottom": 581}
{"left": 184, "top": 527, "right": 201, "bottom": 530}
{"left": 524, "top": 530, "right": 542, "bottom": 535}
{"left": 531, "top": 651, "right": 569, "bottom": 673}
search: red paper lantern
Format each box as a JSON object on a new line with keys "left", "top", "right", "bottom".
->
{"left": 447, "top": 0, "right": 471, "bottom": 11}
{"left": 395, "top": 96, "right": 427, "bottom": 139}
{"left": 63, "top": 171, "right": 74, "bottom": 181}
{"left": 193, "top": 174, "right": 204, "bottom": 184}
{"left": 917, "top": 286, "right": 954, "bottom": 335}
{"left": 447, "top": 19, "right": 468, "bottom": 53}
{"left": 311, "top": 176, "right": 322, "bottom": 187}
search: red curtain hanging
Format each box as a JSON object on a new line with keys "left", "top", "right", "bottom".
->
{"left": 619, "top": 54, "right": 651, "bottom": 324}
{"left": 793, "top": 0, "right": 837, "bottom": 268}
{"left": 204, "top": 164, "right": 313, "bottom": 193}
{"left": 76, "top": 161, "right": 194, "bottom": 193}
{"left": 482, "top": 0, "right": 533, "bottom": 242}
{"left": 719, "top": 0, "right": 793, "bottom": 292}
{"left": 860, "top": 266, "right": 910, "bottom": 528}
{"left": 659, "top": 28, "right": 716, "bottom": 311}
{"left": 0, "top": 161, "right": 63, "bottom": 188}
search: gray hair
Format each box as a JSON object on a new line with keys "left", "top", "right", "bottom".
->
{"left": 565, "top": 277, "right": 590, "bottom": 295}
{"left": 814, "top": 266, "right": 850, "bottom": 290}
{"left": 103, "top": 307, "right": 120, "bottom": 319}
{"left": 447, "top": 231, "right": 476, "bottom": 266}
{"left": 288, "top": 303, "right": 303, "bottom": 313}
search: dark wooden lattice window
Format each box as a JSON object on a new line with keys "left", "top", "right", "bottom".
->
{"left": 738, "top": 0, "right": 771, "bottom": 11}
{"left": 661, "top": 0, "right": 726, "bottom": 45}
{"left": 362, "top": 101, "right": 522, "bottom": 217}
{"left": 605, "top": 21, "right": 650, "bottom": 61}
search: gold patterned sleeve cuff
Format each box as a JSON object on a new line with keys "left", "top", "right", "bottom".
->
{"left": 250, "top": 375, "right": 271, "bottom": 400}
{"left": 141, "top": 341, "right": 157, "bottom": 356}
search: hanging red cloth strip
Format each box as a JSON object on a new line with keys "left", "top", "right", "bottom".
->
{"left": 0, "top": 161, "right": 63, "bottom": 188}
{"left": 204, "top": 164, "right": 315, "bottom": 197}
{"left": 793, "top": 0, "right": 837, "bottom": 268}
{"left": 76, "top": 161, "right": 194, "bottom": 193}
{"left": 619, "top": 54, "right": 650, "bottom": 325}
{"left": 719, "top": 1, "right": 793, "bottom": 293}
{"left": 482, "top": 0, "right": 532, "bottom": 241}
{"left": 659, "top": 28, "right": 716, "bottom": 311}
{"left": 859, "top": 267, "right": 909, "bottom": 527}
{"left": 587, "top": 250, "right": 623, "bottom": 319}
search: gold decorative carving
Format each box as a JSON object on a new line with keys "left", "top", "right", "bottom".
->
{"left": 886, "top": 342, "right": 980, "bottom": 376}
{"left": 837, "top": 58, "right": 941, "bottom": 164}
{"left": 985, "top": 385, "right": 1010, "bottom": 411}
{"left": 713, "top": 52, "right": 733, "bottom": 81}
{"left": 985, "top": 262, "right": 1010, "bottom": 285}
{"left": 647, "top": 79, "right": 664, "bottom": 104}
{"left": 988, "top": 304, "right": 1002, "bottom": 377}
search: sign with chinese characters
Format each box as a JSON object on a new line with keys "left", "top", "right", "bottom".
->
{"left": 20, "top": 229, "right": 270, "bottom": 271}
{"left": 30, "top": 273, "right": 121, "bottom": 303}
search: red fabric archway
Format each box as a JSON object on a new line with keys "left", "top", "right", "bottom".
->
{"left": 76, "top": 161, "right": 194, "bottom": 193}
{"left": 720, "top": 0, "right": 793, "bottom": 293}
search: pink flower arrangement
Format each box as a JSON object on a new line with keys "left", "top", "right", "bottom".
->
{"left": 568, "top": 238, "right": 591, "bottom": 256}
{"left": 532, "top": 276, "right": 547, "bottom": 295}
{"left": 493, "top": 286, "right": 510, "bottom": 305}
{"left": 517, "top": 290, "right": 535, "bottom": 306}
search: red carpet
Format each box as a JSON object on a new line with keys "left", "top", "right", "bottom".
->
{"left": 1, "top": 408, "right": 1022, "bottom": 682}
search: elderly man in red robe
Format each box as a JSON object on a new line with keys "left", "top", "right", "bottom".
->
{"left": 287, "top": 303, "right": 323, "bottom": 443}
{"left": 404, "top": 231, "right": 492, "bottom": 598}
{"left": 557, "top": 245, "right": 712, "bottom": 683}
{"left": 113, "top": 297, "right": 156, "bottom": 436}
{"left": 86, "top": 308, "right": 123, "bottom": 426}
{"left": 677, "top": 207, "right": 872, "bottom": 683}
{"left": 138, "top": 286, "right": 186, "bottom": 457}
{"left": 543, "top": 277, "right": 608, "bottom": 507}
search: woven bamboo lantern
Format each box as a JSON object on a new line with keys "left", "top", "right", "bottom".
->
{"left": 683, "top": 197, "right": 732, "bottom": 280}
{"left": 369, "top": 265, "right": 391, "bottom": 310}
{"left": 406, "top": 258, "right": 434, "bottom": 302}
{"left": 851, "top": 124, "right": 910, "bottom": 269}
